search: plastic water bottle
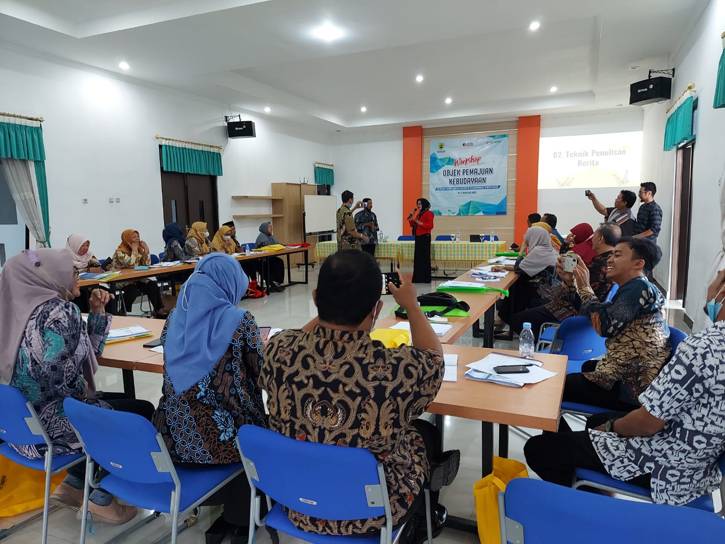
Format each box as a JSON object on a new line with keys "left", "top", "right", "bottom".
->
{"left": 245, "top": 244, "right": 252, "bottom": 256}
{"left": 519, "top": 322, "right": 535, "bottom": 359}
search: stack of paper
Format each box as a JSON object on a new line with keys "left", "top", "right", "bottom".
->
{"left": 443, "top": 353, "right": 458, "bottom": 382}
{"left": 439, "top": 280, "right": 488, "bottom": 289}
{"left": 487, "top": 257, "right": 518, "bottom": 266}
{"left": 391, "top": 321, "right": 452, "bottom": 337}
{"left": 464, "top": 353, "right": 557, "bottom": 387}
{"left": 150, "top": 261, "right": 181, "bottom": 268}
{"left": 79, "top": 271, "right": 121, "bottom": 281}
{"left": 107, "top": 325, "right": 152, "bottom": 344}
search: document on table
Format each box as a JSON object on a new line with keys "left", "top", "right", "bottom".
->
{"left": 107, "top": 325, "right": 151, "bottom": 341}
{"left": 391, "top": 321, "right": 452, "bottom": 337}
{"left": 439, "top": 280, "right": 488, "bottom": 289}
{"left": 487, "top": 257, "right": 518, "bottom": 266}
{"left": 443, "top": 353, "right": 458, "bottom": 382}
{"left": 466, "top": 353, "right": 556, "bottom": 386}
{"left": 150, "top": 345, "right": 164, "bottom": 354}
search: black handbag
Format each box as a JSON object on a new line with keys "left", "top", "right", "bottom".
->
{"left": 394, "top": 292, "right": 470, "bottom": 319}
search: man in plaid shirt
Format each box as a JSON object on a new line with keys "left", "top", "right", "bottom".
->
{"left": 633, "top": 182, "right": 663, "bottom": 242}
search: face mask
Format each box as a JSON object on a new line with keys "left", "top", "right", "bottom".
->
{"left": 204, "top": 231, "right": 210, "bottom": 238}
{"left": 706, "top": 299, "right": 723, "bottom": 322}
{"left": 223, "top": 235, "right": 231, "bottom": 241}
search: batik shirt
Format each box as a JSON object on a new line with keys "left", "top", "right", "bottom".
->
{"left": 545, "top": 251, "right": 613, "bottom": 321}
{"left": 111, "top": 249, "right": 150, "bottom": 269}
{"left": 354, "top": 209, "right": 379, "bottom": 244}
{"left": 10, "top": 299, "right": 111, "bottom": 458}
{"left": 590, "top": 322, "right": 725, "bottom": 505}
{"left": 578, "top": 276, "right": 671, "bottom": 403}
{"left": 262, "top": 326, "right": 444, "bottom": 535}
{"left": 336, "top": 204, "right": 360, "bottom": 250}
{"left": 153, "top": 310, "right": 267, "bottom": 464}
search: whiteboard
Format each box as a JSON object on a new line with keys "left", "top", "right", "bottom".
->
{"left": 304, "top": 195, "right": 338, "bottom": 233}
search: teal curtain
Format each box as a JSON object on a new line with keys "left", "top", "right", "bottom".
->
{"left": 161, "top": 144, "right": 223, "bottom": 176}
{"left": 714, "top": 49, "right": 725, "bottom": 108}
{"left": 663, "top": 96, "right": 695, "bottom": 150}
{"left": 0, "top": 121, "right": 50, "bottom": 244}
{"left": 314, "top": 165, "right": 334, "bottom": 185}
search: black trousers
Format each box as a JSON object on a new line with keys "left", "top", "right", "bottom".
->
{"left": 496, "top": 274, "right": 544, "bottom": 327}
{"left": 361, "top": 244, "right": 376, "bottom": 257}
{"left": 66, "top": 394, "right": 155, "bottom": 483}
{"left": 201, "top": 473, "right": 253, "bottom": 527}
{"left": 267, "top": 256, "right": 285, "bottom": 285}
{"left": 510, "top": 305, "right": 558, "bottom": 340}
{"left": 524, "top": 412, "right": 651, "bottom": 489}
{"left": 413, "top": 234, "right": 432, "bottom": 283}
{"left": 121, "top": 281, "right": 164, "bottom": 313}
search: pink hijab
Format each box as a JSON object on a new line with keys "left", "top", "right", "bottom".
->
{"left": 66, "top": 234, "right": 93, "bottom": 270}
{"left": 0, "top": 249, "right": 87, "bottom": 384}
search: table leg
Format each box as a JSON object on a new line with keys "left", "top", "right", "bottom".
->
{"left": 498, "top": 424, "right": 509, "bottom": 458}
{"left": 304, "top": 249, "right": 309, "bottom": 284}
{"left": 482, "top": 305, "right": 495, "bottom": 348}
{"left": 472, "top": 319, "right": 484, "bottom": 339}
{"left": 122, "top": 369, "right": 136, "bottom": 399}
{"left": 286, "top": 254, "right": 292, "bottom": 285}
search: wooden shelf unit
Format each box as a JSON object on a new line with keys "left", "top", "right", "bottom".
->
{"left": 272, "top": 182, "right": 318, "bottom": 265}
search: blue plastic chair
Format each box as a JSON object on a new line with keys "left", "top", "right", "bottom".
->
{"left": 397, "top": 235, "right": 415, "bottom": 241}
{"left": 548, "top": 316, "right": 607, "bottom": 373}
{"left": 64, "top": 399, "right": 243, "bottom": 544}
{"left": 435, "top": 235, "right": 454, "bottom": 241}
{"left": 0, "top": 385, "right": 84, "bottom": 544}
{"left": 236, "top": 424, "right": 432, "bottom": 544}
{"left": 480, "top": 234, "right": 499, "bottom": 242}
{"left": 150, "top": 254, "right": 160, "bottom": 265}
{"left": 159, "top": 251, "right": 166, "bottom": 261}
{"left": 499, "top": 478, "right": 725, "bottom": 543}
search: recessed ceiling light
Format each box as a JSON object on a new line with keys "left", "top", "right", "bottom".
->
{"left": 118, "top": 60, "right": 130, "bottom": 71}
{"left": 310, "top": 20, "right": 345, "bottom": 43}
{"left": 549, "top": 85, "right": 558, "bottom": 93}
{"left": 360, "top": 105, "right": 367, "bottom": 113}
{"left": 529, "top": 20, "right": 541, "bottom": 32}
{"left": 263, "top": 106, "right": 271, "bottom": 113}
{"left": 415, "top": 74, "right": 424, "bottom": 83}
{"left": 444, "top": 97, "right": 452, "bottom": 105}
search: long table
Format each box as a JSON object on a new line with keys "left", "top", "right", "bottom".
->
{"left": 79, "top": 246, "right": 310, "bottom": 291}
{"left": 316, "top": 240, "right": 507, "bottom": 265}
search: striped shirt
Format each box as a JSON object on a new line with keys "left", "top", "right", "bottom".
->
{"left": 633, "top": 201, "right": 663, "bottom": 240}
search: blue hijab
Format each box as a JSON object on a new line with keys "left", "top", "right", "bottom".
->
{"left": 162, "top": 223, "right": 186, "bottom": 247}
{"left": 164, "top": 253, "right": 249, "bottom": 394}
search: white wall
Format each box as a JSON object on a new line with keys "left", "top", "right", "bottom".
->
{"left": 538, "top": 109, "right": 643, "bottom": 240}
{"left": 331, "top": 129, "right": 403, "bottom": 239}
{"left": 663, "top": 0, "right": 725, "bottom": 329}
{"left": 0, "top": 46, "right": 333, "bottom": 258}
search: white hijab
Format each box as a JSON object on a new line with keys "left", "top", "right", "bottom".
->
{"left": 519, "top": 226, "right": 558, "bottom": 276}
{"left": 66, "top": 234, "right": 93, "bottom": 270}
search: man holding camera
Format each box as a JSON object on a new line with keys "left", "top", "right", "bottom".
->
{"left": 585, "top": 189, "right": 637, "bottom": 236}
{"left": 354, "top": 197, "right": 379, "bottom": 256}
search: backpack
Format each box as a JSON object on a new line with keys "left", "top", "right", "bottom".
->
{"left": 394, "top": 292, "right": 470, "bottom": 318}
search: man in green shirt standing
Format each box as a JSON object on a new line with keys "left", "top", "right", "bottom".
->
{"left": 337, "top": 190, "right": 368, "bottom": 250}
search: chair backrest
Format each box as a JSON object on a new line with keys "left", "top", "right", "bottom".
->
{"left": 668, "top": 326, "right": 687, "bottom": 357}
{"left": 435, "top": 235, "right": 454, "bottom": 241}
{"left": 63, "top": 398, "right": 174, "bottom": 485}
{"left": 150, "top": 254, "right": 160, "bottom": 264}
{"left": 397, "top": 235, "right": 414, "bottom": 241}
{"left": 502, "top": 478, "right": 725, "bottom": 543}
{"left": 237, "top": 425, "right": 387, "bottom": 522}
{"left": 159, "top": 251, "right": 166, "bottom": 261}
{"left": 469, "top": 234, "right": 482, "bottom": 243}
{"left": 481, "top": 234, "right": 499, "bottom": 242}
{"left": 604, "top": 283, "right": 619, "bottom": 303}
{"left": 550, "top": 316, "right": 606, "bottom": 360}
{"left": 0, "top": 385, "right": 47, "bottom": 445}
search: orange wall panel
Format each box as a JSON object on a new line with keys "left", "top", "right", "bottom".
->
{"left": 402, "top": 126, "right": 423, "bottom": 233}
{"left": 514, "top": 116, "right": 541, "bottom": 242}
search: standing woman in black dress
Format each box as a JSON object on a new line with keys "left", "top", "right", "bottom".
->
{"left": 408, "top": 198, "right": 435, "bottom": 283}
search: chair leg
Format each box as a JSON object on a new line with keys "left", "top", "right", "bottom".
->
{"left": 424, "top": 489, "right": 433, "bottom": 544}
{"left": 79, "top": 458, "right": 93, "bottom": 544}
{"left": 41, "top": 451, "right": 52, "bottom": 544}
{"left": 170, "top": 490, "right": 180, "bottom": 544}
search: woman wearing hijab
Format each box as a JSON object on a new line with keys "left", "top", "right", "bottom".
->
{"left": 111, "top": 229, "right": 167, "bottom": 317}
{"left": 495, "top": 226, "right": 558, "bottom": 328}
{"left": 255, "top": 221, "right": 286, "bottom": 290}
{"left": 0, "top": 249, "right": 153, "bottom": 524}
{"left": 185, "top": 221, "right": 211, "bottom": 258}
{"left": 408, "top": 198, "right": 434, "bottom": 283}
{"left": 66, "top": 234, "right": 103, "bottom": 312}
{"left": 562, "top": 223, "right": 596, "bottom": 266}
{"left": 153, "top": 253, "right": 267, "bottom": 541}
{"left": 162, "top": 223, "right": 188, "bottom": 262}
{"left": 211, "top": 225, "right": 237, "bottom": 254}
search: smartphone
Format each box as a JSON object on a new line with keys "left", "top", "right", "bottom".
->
{"left": 258, "top": 327, "right": 272, "bottom": 342}
{"left": 584, "top": 190, "right": 592, "bottom": 197}
{"left": 494, "top": 364, "right": 531, "bottom": 374}
{"left": 562, "top": 253, "right": 578, "bottom": 273}
{"left": 382, "top": 272, "right": 401, "bottom": 294}
{"left": 143, "top": 338, "right": 162, "bottom": 349}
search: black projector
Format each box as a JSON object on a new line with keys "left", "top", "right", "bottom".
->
{"left": 629, "top": 77, "right": 672, "bottom": 106}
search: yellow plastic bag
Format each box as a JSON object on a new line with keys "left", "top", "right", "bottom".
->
{"left": 257, "top": 244, "right": 286, "bottom": 252}
{"left": 473, "top": 456, "right": 528, "bottom": 544}
{"left": 370, "top": 328, "right": 411, "bottom": 348}
{"left": 0, "top": 456, "right": 66, "bottom": 517}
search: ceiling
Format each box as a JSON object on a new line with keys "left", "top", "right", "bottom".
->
{"left": 0, "top": 0, "right": 708, "bottom": 132}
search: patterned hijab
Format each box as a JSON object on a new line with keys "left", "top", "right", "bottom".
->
{"left": 163, "top": 253, "right": 249, "bottom": 394}
{"left": 211, "top": 225, "right": 236, "bottom": 254}
{"left": 116, "top": 229, "right": 148, "bottom": 257}
{"left": 188, "top": 222, "right": 210, "bottom": 253}
{"left": 0, "top": 249, "right": 79, "bottom": 384}
{"left": 66, "top": 234, "right": 93, "bottom": 270}
{"left": 519, "top": 226, "right": 558, "bottom": 276}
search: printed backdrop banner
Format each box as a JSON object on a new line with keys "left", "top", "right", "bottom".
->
{"left": 429, "top": 134, "right": 509, "bottom": 216}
